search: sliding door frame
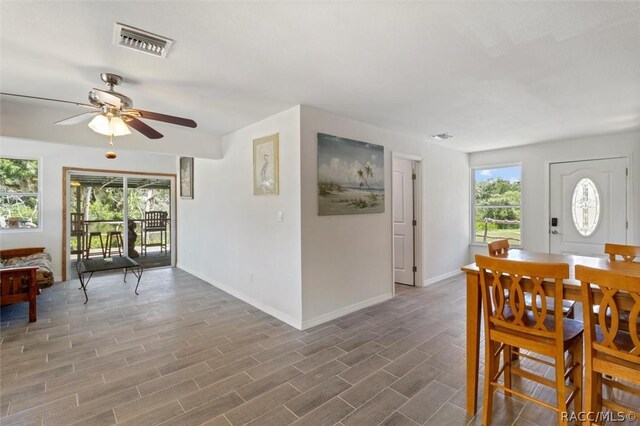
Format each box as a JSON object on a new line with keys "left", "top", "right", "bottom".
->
{"left": 62, "top": 167, "right": 177, "bottom": 281}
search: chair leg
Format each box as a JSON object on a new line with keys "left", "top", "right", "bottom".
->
{"left": 594, "top": 372, "right": 603, "bottom": 415}
{"left": 570, "top": 338, "right": 583, "bottom": 416}
{"left": 504, "top": 345, "right": 512, "bottom": 391}
{"left": 555, "top": 347, "right": 569, "bottom": 426}
{"left": 482, "top": 340, "right": 497, "bottom": 426}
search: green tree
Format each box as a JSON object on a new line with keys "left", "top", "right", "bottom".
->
{"left": 0, "top": 159, "right": 39, "bottom": 226}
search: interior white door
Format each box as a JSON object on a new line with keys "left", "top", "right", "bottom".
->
{"left": 393, "top": 158, "right": 415, "bottom": 285}
{"left": 549, "top": 158, "right": 627, "bottom": 256}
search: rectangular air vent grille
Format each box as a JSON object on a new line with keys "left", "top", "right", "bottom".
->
{"left": 114, "top": 23, "right": 173, "bottom": 58}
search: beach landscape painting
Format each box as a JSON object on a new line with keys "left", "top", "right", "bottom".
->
{"left": 317, "top": 133, "right": 384, "bottom": 215}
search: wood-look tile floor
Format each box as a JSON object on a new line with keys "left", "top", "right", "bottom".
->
{"left": 1, "top": 268, "right": 638, "bottom": 425}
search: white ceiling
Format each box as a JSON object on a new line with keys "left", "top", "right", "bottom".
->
{"left": 1, "top": 1, "right": 639, "bottom": 158}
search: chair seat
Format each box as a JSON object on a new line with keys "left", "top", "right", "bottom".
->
{"left": 146, "top": 226, "right": 166, "bottom": 231}
{"left": 499, "top": 309, "right": 584, "bottom": 350}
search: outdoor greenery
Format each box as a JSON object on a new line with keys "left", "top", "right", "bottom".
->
{"left": 0, "top": 158, "right": 39, "bottom": 228}
{"left": 70, "top": 182, "right": 170, "bottom": 250}
{"left": 474, "top": 177, "right": 521, "bottom": 243}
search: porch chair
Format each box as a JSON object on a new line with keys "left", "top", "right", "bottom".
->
{"left": 576, "top": 265, "right": 640, "bottom": 423}
{"left": 70, "top": 213, "right": 86, "bottom": 261}
{"left": 143, "top": 211, "right": 168, "bottom": 255}
{"left": 476, "top": 255, "right": 583, "bottom": 425}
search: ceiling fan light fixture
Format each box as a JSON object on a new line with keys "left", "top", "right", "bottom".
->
{"left": 88, "top": 114, "right": 131, "bottom": 136}
{"left": 88, "top": 114, "right": 111, "bottom": 135}
{"left": 109, "top": 116, "right": 131, "bottom": 136}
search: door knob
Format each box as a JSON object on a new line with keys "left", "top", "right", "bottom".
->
{"left": 551, "top": 230, "right": 562, "bottom": 235}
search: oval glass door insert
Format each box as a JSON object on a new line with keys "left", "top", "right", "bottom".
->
{"left": 571, "top": 178, "right": 600, "bottom": 236}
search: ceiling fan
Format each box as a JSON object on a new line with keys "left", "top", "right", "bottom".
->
{"left": 0, "top": 73, "right": 197, "bottom": 139}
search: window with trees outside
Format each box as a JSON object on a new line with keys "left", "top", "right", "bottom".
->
{"left": 473, "top": 165, "right": 521, "bottom": 245}
{"left": 0, "top": 158, "right": 40, "bottom": 229}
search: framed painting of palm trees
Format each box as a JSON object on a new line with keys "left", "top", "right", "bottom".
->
{"left": 253, "top": 133, "right": 279, "bottom": 195}
{"left": 317, "top": 133, "right": 384, "bottom": 215}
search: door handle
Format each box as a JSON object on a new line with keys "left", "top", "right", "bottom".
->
{"left": 551, "top": 230, "right": 562, "bottom": 235}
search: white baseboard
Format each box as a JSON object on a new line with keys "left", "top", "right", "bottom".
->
{"left": 301, "top": 293, "right": 393, "bottom": 330}
{"left": 423, "top": 270, "right": 463, "bottom": 287}
{"left": 178, "top": 264, "right": 302, "bottom": 330}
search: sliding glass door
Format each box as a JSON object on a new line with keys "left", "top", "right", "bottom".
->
{"left": 66, "top": 170, "right": 175, "bottom": 279}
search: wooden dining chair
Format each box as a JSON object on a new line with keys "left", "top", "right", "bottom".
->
{"left": 605, "top": 243, "right": 640, "bottom": 263}
{"left": 487, "top": 239, "right": 509, "bottom": 256}
{"left": 576, "top": 265, "right": 640, "bottom": 423}
{"left": 597, "top": 243, "right": 640, "bottom": 332}
{"left": 487, "top": 241, "right": 576, "bottom": 318}
{"left": 476, "top": 255, "right": 583, "bottom": 426}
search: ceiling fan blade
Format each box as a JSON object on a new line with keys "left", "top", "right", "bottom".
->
{"left": 0, "top": 92, "right": 94, "bottom": 108}
{"left": 124, "top": 116, "right": 163, "bottom": 139}
{"left": 91, "top": 88, "right": 122, "bottom": 108}
{"left": 55, "top": 111, "right": 100, "bottom": 125}
{"left": 129, "top": 109, "right": 197, "bottom": 128}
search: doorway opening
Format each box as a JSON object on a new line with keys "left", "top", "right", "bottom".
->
{"left": 548, "top": 157, "right": 628, "bottom": 256}
{"left": 63, "top": 168, "right": 176, "bottom": 281}
{"left": 392, "top": 154, "right": 422, "bottom": 288}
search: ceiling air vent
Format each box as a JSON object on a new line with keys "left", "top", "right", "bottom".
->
{"left": 114, "top": 23, "right": 173, "bottom": 58}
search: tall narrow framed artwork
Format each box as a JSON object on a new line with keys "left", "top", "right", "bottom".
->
{"left": 180, "top": 157, "right": 194, "bottom": 199}
{"left": 317, "top": 133, "right": 384, "bottom": 215}
{"left": 253, "top": 133, "right": 279, "bottom": 195}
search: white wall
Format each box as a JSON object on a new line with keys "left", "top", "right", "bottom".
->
{"left": 469, "top": 130, "right": 640, "bottom": 255}
{"left": 300, "top": 106, "right": 470, "bottom": 328}
{"left": 0, "top": 136, "right": 177, "bottom": 280}
{"left": 177, "top": 106, "right": 303, "bottom": 328}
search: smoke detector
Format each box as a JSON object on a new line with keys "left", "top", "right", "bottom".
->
{"left": 431, "top": 133, "right": 453, "bottom": 141}
{"left": 114, "top": 23, "right": 173, "bottom": 58}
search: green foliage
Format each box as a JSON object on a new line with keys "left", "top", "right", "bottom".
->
{"left": 0, "top": 158, "right": 38, "bottom": 193}
{"left": 475, "top": 177, "right": 520, "bottom": 206}
{"left": 0, "top": 159, "right": 39, "bottom": 226}
{"left": 474, "top": 177, "right": 521, "bottom": 242}
{"left": 475, "top": 177, "right": 521, "bottom": 223}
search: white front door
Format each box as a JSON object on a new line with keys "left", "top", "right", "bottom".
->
{"left": 549, "top": 158, "right": 627, "bottom": 256}
{"left": 393, "top": 158, "right": 415, "bottom": 285}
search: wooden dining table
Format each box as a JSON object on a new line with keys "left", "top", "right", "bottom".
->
{"left": 461, "top": 249, "right": 640, "bottom": 416}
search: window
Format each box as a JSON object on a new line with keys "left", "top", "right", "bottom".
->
{"left": 472, "top": 165, "right": 521, "bottom": 245}
{"left": 0, "top": 158, "right": 40, "bottom": 229}
{"left": 571, "top": 178, "right": 600, "bottom": 236}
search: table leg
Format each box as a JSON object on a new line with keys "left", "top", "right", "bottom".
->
{"left": 134, "top": 266, "right": 143, "bottom": 295}
{"left": 78, "top": 271, "right": 92, "bottom": 304}
{"left": 466, "top": 272, "right": 481, "bottom": 416}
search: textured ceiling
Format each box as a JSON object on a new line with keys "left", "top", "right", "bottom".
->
{"left": 1, "top": 1, "right": 639, "bottom": 158}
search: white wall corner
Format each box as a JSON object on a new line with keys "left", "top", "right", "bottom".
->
{"left": 423, "top": 269, "right": 463, "bottom": 287}
{"left": 301, "top": 292, "right": 393, "bottom": 330}
{"left": 178, "top": 264, "right": 302, "bottom": 330}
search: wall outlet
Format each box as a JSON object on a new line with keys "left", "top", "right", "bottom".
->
{"left": 249, "top": 272, "right": 254, "bottom": 283}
